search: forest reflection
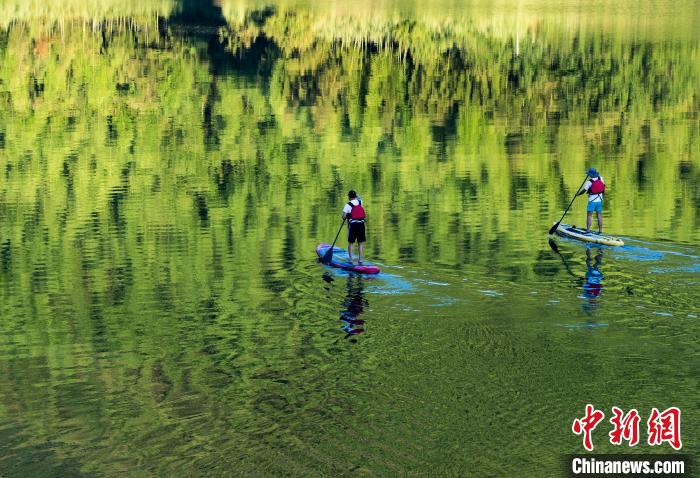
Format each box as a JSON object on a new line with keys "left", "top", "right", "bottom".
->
{"left": 1, "top": 1, "right": 699, "bottom": 476}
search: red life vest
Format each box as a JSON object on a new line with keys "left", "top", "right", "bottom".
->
{"left": 589, "top": 178, "right": 605, "bottom": 195}
{"left": 348, "top": 200, "right": 366, "bottom": 221}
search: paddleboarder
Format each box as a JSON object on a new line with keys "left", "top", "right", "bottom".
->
{"left": 342, "top": 190, "right": 366, "bottom": 264}
{"left": 576, "top": 168, "right": 605, "bottom": 233}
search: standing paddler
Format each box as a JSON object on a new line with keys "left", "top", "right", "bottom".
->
{"left": 342, "top": 190, "right": 367, "bottom": 264}
{"left": 576, "top": 168, "right": 606, "bottom": 233}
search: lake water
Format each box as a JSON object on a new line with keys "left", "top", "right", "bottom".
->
{"left": 0, "top": 0, "right": 698, "bottom": 475}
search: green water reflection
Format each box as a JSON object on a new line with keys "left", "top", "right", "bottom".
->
{"left": 0, "top": 0, "right": 698, "bottom": 475}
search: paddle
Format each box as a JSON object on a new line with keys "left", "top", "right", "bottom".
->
{"left": 547, "top": 237, "right": 561, "bottom": 254}
{"left": 321, "top": 218, "right": 346, "bottom": 264}
{"left": 548, "top": 238, "right": 581, "bottom": 281}
{"left": 549, "top": 175, "right": 589, "bottom": 235}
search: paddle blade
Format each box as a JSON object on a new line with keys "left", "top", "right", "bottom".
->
{"left": 321, "top": 247, "right": 334, "bottom": 264}
{"left": 548, "top": 222, "right": 560, "bottom": 235}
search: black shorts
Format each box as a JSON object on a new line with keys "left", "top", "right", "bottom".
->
{"left": 348, "top": 221, "right": 366, "bottom": 243}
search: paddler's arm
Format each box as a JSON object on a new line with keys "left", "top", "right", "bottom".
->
{"left": 576, "top": 187, "right": 589, "bottom": 197}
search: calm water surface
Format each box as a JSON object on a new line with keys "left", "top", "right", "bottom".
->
{"left": 0, "top": 0, "right": 699, "bottom": 475}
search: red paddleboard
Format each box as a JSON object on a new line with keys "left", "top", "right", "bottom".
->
{"left": 316, "top": 243, "right": 381, "bottom": 274}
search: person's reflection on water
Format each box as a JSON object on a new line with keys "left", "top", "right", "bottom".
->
{"left": 321, "top": 272, "right": 369, "bottom": 337}
{"left": 581, "top": 246, "right": 604, "bottom": 313}
{"left": 340, "top": 274, "right": 367, "bottom": 336}
{"left": 547, "top": 239, "right": 607, "bottom": 324}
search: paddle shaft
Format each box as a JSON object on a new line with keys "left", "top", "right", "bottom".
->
{"left": 322, "top": 218, "right": 346, "bottom": 263}
{"left": 550, "top": 175, "right": 589, "bottom": 234}
{"left": 548, "top": 238, "right": 580, "bottom": 279}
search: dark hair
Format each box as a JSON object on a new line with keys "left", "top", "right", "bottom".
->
{"left": 348, "top": 190, "right": 357, "bottom": 199}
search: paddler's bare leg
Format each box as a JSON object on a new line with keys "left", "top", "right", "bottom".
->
{"left": 348, "top": 243, "right": 354, "bottom": 263}
{"left": 596, "top": 212, "right": 603, "bottom": 233}
{"left": 358, "top": 243, "right": 364, "bottom": 264}
{"left": 586, "top": 212, "right": 592, "bottom": 233}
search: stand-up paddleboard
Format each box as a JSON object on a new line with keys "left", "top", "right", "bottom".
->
{"left": 316, "top": 243, "right": 381, "bottom": 274}
{"left": 554, "top": 223, "right": 624, "bottom": 247}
